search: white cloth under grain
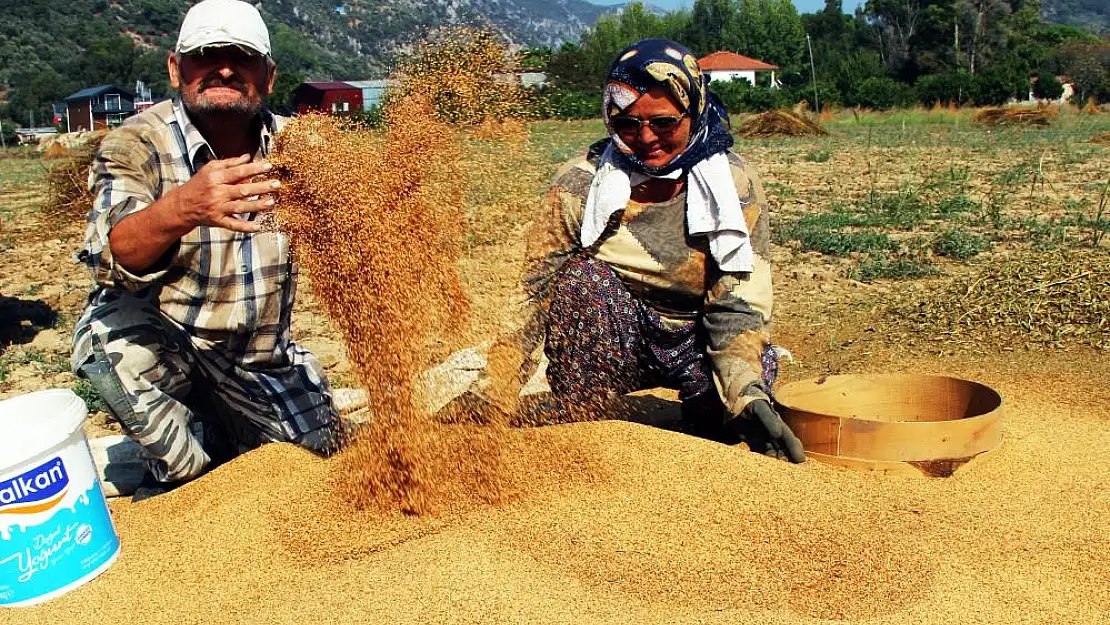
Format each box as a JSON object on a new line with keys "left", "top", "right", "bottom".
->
{"left": 581, "top": 144, "right": 754, "bottom": 272}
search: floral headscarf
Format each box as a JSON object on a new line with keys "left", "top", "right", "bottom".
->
{"left": 602, "top": 38, "right": 733, "bottom": 177}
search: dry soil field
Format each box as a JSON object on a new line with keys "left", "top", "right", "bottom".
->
{"left": 1, "top": 108, "right": 1108, "bottom": 623}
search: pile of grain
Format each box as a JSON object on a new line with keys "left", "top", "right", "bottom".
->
{"left": 739, "top": 110, "right": 826, "bottom": 138}
{"left": 972, "top": 106, "right": 1056, "bottom": 127}
{"left": 17, "top": 354, "right": 1110, "bottom": 623}
{"left": 270, "top": 28, "right": 535, "bottom": 514}
{"left": 889, "top": 249, "right": 1110, "bottom": 350}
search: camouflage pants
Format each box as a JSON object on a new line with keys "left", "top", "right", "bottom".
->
{"left": 72, "top": 292, "right": 340, "bottom": 482}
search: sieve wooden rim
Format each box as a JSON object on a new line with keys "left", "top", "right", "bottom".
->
{"left": 774, "top": 374, "right": 1004, "bottom": 466}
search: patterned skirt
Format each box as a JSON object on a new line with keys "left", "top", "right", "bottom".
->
{"left": 544, "top": 256, "right": 777, "bottom": 419}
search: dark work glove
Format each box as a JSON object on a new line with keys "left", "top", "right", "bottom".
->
{"left": 727, "top": 399, "right": 806, "bottom": 464}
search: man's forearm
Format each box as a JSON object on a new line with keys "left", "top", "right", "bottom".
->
{"left": 108, "top": 189, "right": 194, "bottom": 274}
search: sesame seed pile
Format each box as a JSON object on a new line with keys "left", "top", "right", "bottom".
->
{"left": 17, "top": 355, "right": 1110, "bottom": 624}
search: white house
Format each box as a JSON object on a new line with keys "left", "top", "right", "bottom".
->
{"left": 698, "top": 51, "right": 780, "bottom": 88}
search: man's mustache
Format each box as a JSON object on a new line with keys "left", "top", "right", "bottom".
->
{"left": 199, "top": 75, "right": 248, "bottom": 94}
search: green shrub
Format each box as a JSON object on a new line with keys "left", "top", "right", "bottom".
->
{"left": 713, "top": 80, "right": 787, "bottom": 113}
{"left": 973, "top": 66, "right": 1028, "bottom": 106}
{"left": 860, "top": 190, "right": 931, "bottom": 228}
{"left": 932, "top": 228, "right": 988, "bottom": 259}
{"left": 777, "top": 220, "right": 899, "bottom": 256}
{"left": 803, "top": 148, "right": 831, "bottom": 163}
{"left": 0, "top": 120, "right": 16, "bottom": 146}
{"left": 349, "top": 105, "right": 385, "bottom": 129}
{"left": 854, "top": 76, "right": 913, "bottom": 110}
{"left": 1032, "top": 71, "right": 1064, "bottom": 100}
{"left": 534, "top": 87, "right": 600, "bottom": 120}
{"left": 915, "top": 72, "right": 975, "bottom": 106}
{"left": 935, "top": 193, "right": 981, "bottom": 216}
{"left": 72, "top": 379, "right": 110, "bottom": 414}
{"left": 851, "top": 254, "right": 937, "bottom": 282}
{"left": 779, "top": 209, "right": 866, "bottom": 232}
{"left": 781, "top": 80, "right": 841, "bottom": 110}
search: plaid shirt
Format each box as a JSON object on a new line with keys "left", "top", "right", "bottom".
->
{"left": 77, "top": 99, "right": 298, "bottom": 368}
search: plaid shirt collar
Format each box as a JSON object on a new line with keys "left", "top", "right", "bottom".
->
{"left": 171, "top": 97, "right": 277, "bottom": 171}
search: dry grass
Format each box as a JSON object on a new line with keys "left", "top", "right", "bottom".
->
{"left": 43, "top": 139, "right": 101, "bottom": 219}
{"left": 889, "top": 249, "right": 1110, "bottom": 350}
{"left": 739, "top": 109, "right": 827, "bottom": 138}
{"left": 972, "top": 106, "right": 1057, "bottom": 127}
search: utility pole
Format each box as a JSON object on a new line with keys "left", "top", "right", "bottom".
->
{"left": 806, "top": 32, "right": 819, "bottom": 113}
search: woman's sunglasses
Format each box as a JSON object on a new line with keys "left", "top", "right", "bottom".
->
{"left": 610, "top": 112, "right": 688, "bottom": 136}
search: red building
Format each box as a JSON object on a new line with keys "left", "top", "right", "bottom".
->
{"left": 292, "top": 82, "right": 363, "bottom": 115}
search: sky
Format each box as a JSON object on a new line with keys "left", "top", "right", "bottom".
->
{"left": 587, "top": 0, "right": 867, "bottom": 14}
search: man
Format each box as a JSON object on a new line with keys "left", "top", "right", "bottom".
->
{"left": 72, "top": 0, "right": 340, "bottom": 500}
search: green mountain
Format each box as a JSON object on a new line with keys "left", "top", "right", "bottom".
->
{"left": 1042, "top": 0, "right": 1110, "bottom": 35}
{"left": 0, "top": 0, "right": 612, "bottom": 124}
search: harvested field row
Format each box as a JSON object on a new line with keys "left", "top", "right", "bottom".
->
{"left": 890, "top": 249, "right": 1110, "bottom": 350}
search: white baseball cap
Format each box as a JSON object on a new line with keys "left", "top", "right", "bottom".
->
{"left": 176, "top": 0, "right": 271, "bottom": 56}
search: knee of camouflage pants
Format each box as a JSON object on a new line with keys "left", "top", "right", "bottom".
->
{"left": 72, "top": 295, "right": 211, "bottom": 482}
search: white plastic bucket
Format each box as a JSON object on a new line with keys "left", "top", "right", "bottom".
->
{"left": 0, "top": 389, "right": 120, "bottom": 606}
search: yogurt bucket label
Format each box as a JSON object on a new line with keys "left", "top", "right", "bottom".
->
{"left": 1, "top": 440, "right": 120, "bottom": 606}
{"left": 0, "top": 458, "right": 68, "bottom": 513}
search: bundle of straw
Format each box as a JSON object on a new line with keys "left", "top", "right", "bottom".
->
{"left": 44, "top": 134, "right": 105, "bottom": 220}
{"left": 972, "top": 106, "right": 1056, "bottom": 127}
{"left": 739, "top": 109, "right": 827, "bottom": 138}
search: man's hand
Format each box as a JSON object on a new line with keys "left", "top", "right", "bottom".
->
{"left": 729, "top": 399, "right": 805, "bottom": 463}
{"left": 172, "top": 154, "right": 280, "bottom": 234}
{"left": 108, "top": 154, "right": 282, "bottom": 275}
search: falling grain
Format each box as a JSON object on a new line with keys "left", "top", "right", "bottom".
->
{"left": 270, "top": 28, "right": 536, "bottom": 514}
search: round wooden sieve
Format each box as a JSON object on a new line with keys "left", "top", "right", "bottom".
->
{"left": 774, "top": 374, "right": 1004, "bottom": 477}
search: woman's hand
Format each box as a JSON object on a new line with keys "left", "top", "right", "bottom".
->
{"left": 730, "top": 399, "right": 805, "bottom": 463}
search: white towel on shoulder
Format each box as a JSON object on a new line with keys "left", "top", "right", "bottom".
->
{"left": 581, "top": 144, "right": 754, "bottom": 272}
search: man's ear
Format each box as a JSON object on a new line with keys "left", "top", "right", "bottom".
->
{"left": 266, "top": 65, "right": 277, "bottom": 96}
{"left": 167, "top": 52, "right": 182, "bottom": 90}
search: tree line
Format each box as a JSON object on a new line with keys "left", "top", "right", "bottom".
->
{"left": 1, "top": 0, "right": 1107, "bottom": 133}
{"left": 531, "top": 0, "right": 1109, "bottom": 118}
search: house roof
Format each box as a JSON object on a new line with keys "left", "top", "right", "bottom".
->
{"left": 698, "top": 51, "right": 779, "bottom": 72}
{"left": 64, "top": 84, "right": 134, "bottom": 102}
{"left": 344, "top": 80, "right": 393, "bottom": 89}
{"left": 296, "top": 81, "right": 358, "bottom": 92}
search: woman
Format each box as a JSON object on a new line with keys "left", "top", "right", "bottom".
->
{"left": 492, "top": 38, "right": 803, "bottom": 462}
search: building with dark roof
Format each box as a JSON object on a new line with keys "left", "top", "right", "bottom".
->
{"left": 698, "top": 51, "right": 780, "bottom": 88}
{"left": 63, "top": 85, "right": 136, "bottom": 132}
